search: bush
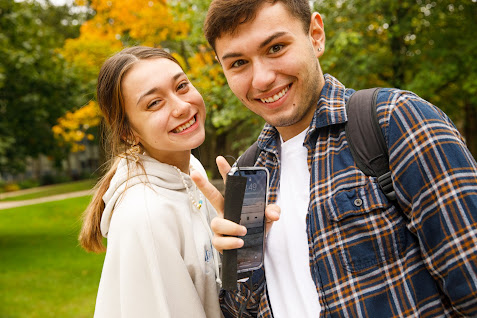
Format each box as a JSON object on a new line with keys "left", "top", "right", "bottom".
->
{"left": 40, "top": 174, "right": 72, "bottom": 186}
{"left": 4, "top": 183, "right": 21, "bottom": 192}
{"left": 18, "top": 179, "right": 41, "bottom": 189}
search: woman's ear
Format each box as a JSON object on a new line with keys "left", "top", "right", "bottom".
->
{"left": 309, "top": 12, "right": 325, "bottom": 58}
{"left": 122, "top": 130, "right": 139, "bottom": 146}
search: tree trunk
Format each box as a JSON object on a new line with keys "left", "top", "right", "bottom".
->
{"left": 389, "top": 3, "right": 408, "bottom": 89}
{"left": 463, "top": 102, "right": 477, "bottom": 158}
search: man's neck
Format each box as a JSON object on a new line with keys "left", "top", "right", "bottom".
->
{"left": 276, "top": 112, "right": 315, "bottom": 142}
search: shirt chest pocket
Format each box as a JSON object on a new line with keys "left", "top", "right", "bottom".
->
{"left": 324, "top": 181, "right": 407, "bottom": 273}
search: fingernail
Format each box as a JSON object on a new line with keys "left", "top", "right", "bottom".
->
{"left": 237, "top": 238, "right": 244, "bottom": 248}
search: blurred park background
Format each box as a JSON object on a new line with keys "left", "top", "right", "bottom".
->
{"left": 0, "top": 0, "right": 476, "bottom": 317}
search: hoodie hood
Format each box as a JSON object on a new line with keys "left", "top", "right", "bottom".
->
{"left": 101, "top": 154, "right": 194, "bottom": 237}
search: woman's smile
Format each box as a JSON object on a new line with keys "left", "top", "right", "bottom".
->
{"left": 172, "top": 115, "right": 198, "bottom": 134}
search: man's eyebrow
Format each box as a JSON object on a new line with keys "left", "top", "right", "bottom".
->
{"left": 220, "top": 31, "right": 288, "bottom": 61}
{"left": 221, "top": 52, "right": 243, "bottom": 61}
{"left": 136, "top": 71, "right": 185, "bottom": 105}
{"left": 259, "top": 31, "right": 287, "bottom": 49}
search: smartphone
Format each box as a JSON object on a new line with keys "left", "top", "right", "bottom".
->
{"left": 228, "top": 166, "right": 269, "bottom": 273}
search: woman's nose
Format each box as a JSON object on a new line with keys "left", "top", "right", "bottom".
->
{"left": 171, "top": 98, "right": 189, "bottom": 117}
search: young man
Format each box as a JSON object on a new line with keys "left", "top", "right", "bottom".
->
{"left": 192, "top": 0, "right": 477, "bottom": 317}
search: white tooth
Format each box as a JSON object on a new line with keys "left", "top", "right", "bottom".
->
{"left": 261, "top": 86, "right": 289, "bottom": 103}
{"left": 174, "top": 117, "right": 196, "bottom": 133}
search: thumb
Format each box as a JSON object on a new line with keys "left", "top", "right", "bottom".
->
{"left": 265, "top": 204, "right": 280, "bottom": 222}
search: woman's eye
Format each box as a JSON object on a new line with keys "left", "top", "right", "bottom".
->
{"left": 147, "top": 100, "right": 162, "bottom": 109}
{"left": 177, "top": 81, "right": 190, "bottom": 91}
{"left": 269, "top": 44, "right": 283, "bottom": 54}
{"left": 232, "top": 59, "right": 247, "bottom": 68}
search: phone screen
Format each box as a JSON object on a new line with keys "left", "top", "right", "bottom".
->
{"left": 232, "top": 168, "right": 268, "bottom": 272}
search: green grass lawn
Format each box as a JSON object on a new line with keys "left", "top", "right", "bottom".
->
{"left": 0, "top": 179, "right": 97, "bottom": 202}
{"left": 0, "top": 196, "right": 105, "bottom": 318}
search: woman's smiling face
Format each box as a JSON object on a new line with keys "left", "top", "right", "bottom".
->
{"left": 121, "top": 58, "right": 206, "bottom": 165}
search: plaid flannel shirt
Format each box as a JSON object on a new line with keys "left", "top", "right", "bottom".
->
{"left": 220, "top": 74, "right": 477, "bottom": 317}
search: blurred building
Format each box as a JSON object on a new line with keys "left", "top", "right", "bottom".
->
{"left": 0, "top": 144, "right": 100, "bottom": 184}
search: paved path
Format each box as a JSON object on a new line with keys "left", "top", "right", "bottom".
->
{"left": 0, "top": 179, "right": 224, "bottom": 211}
{"left": 0, "top": 190, "right": 93, "bottom": 210}
{"left": 0, "top": 183, "right": 67, "bottom": 200}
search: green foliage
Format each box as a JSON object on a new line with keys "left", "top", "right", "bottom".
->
{"left": 314, "top": 0, "right": 477, "bottom": 154}
{"left": 0, "top": 196, "right": 104, "bottom": 317}
{"left": 0, "top": 0, "right": 89, "bottom": 174}
{"left": 10, "top": 0, "right": 472, "bottom": 179}
{"left": 168, "top": 0, "right": 211, "bottom": 61}
{"left": 17, "top": 179, "right": 41, "bottom": 189}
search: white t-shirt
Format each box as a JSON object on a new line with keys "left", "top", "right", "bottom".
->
{"left": 264, "top": 129, "right": 321, "bottom": 317}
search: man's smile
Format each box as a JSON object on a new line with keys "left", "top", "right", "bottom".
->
{"left": 259, "top": 85, "right": 290, "bottom": 104}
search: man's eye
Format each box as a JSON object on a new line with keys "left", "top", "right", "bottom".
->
{"left": 269, "top": 44, "right": 283, "bottom": 54}
{"left": 232, "top": 60, "right": 247, "bottom": 68}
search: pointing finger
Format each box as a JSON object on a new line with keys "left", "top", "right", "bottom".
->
{"left": 190, "top": 170, "right": 225, "bottom": 217}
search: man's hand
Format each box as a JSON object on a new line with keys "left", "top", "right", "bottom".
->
{"left": 191, "top": 156, "right": 280, "bottom": 253}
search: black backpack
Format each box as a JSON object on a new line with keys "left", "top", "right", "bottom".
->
{"left": 236, "top": 88, "right": 396, "bottom": 201}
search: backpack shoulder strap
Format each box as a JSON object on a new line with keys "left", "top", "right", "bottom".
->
{"left": 236, "top": 140, "right": 260, "bottom": 167}
{"left": 345, "top": 88, "right": 396, "bottom": 201}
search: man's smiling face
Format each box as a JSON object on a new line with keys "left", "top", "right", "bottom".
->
{"left": 215, "top": 2, "right": 326, "bottom": 140}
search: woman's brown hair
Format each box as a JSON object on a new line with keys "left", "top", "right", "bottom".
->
{"left": 79, "top": 46, "right": 181, "bottom": 253}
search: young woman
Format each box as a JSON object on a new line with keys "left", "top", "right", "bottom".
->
{"left": 79, "top": 46, "right": 222, "bottom": 318}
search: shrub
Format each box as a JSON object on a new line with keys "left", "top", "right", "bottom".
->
{"left": 18, "top": 179, "right": 41, "bottom": 189}
{"left": 40, "top": 174, "right": 72, "bottom": 186}
{"left": 4, "top": 183, "right": 21, "bottom": 192}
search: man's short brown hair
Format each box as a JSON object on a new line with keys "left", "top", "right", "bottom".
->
{"left": 204, "top": 0, "right": 312, "bottom": 51}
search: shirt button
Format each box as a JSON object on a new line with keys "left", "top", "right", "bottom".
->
{"left": 354, "top": 198, "right": 363, "bottom": 207}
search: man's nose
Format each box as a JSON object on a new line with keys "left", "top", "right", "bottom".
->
{"left": 251, "top": 60, "right": 276, "bottom": 91}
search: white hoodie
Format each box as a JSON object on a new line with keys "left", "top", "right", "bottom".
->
{"left": 94, "top": 154, "right": 223, "bottom": 318}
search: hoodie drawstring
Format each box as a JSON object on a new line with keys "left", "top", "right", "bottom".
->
{"left": 195, "top": 191, "right": 222, "bottom": 286}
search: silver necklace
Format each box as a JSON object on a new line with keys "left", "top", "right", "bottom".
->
{"left": 173, "top": 166, "right": 203, "bottom": 210}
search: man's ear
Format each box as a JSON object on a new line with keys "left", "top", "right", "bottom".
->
{"left": 309, "top": 12, "right": 325, "bottom": 57}
{"left": 215, "top": 54, "right": 222, "bottom": 66}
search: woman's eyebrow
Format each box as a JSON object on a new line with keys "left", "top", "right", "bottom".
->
{"left": 136, "top": 71, "right": 185, "bottom": 105}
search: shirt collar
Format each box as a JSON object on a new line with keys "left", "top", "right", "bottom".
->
{"left": 257, "top": 74, "right": 353, "bottom": 151}
{"left": 312, "top": 74, "right": 352, "bottom": 129}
